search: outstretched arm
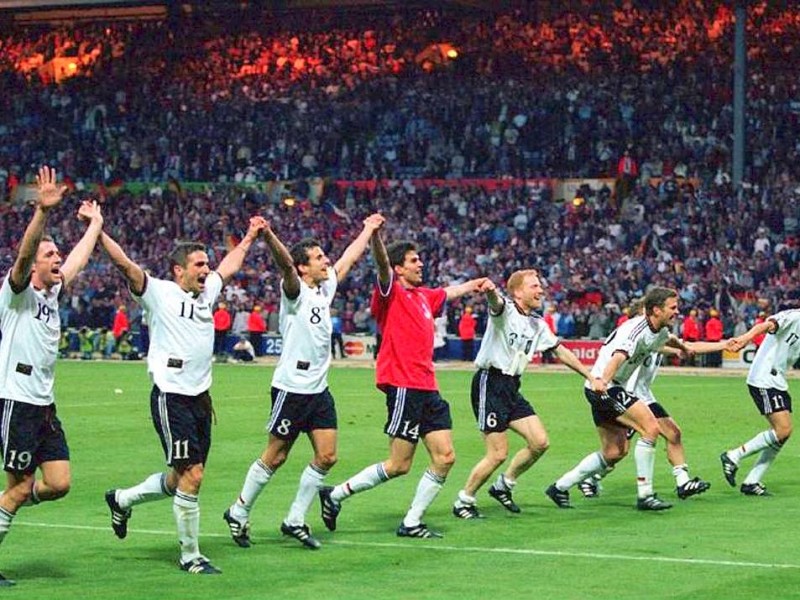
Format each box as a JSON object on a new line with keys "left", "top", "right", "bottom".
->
{"left": 730, "top": 319, "right": 777, "bottom": 351}
{"left": 684, "top": 339, "right": 731, "bottom": 353}
{"left": 262, "top": 220, "right": 301, "bottom": 300}
{"left": 217, "top": 215, "right": 267, "bottom": 284}
{"left": 445, "top": 277, "right": 489, "bottom": 301}
{"left": 479, "top": 278, "right": 503, "bottom": 314}
{"left": 99, "top": 231, "right": 146, "bottom": 296}
{"left": 61, "top": 200, "right": 104, "bottom": 287}
{"left": 334, "top": 213, "right": 385, "bottom": 282}
{"left": 10, "top": 166, "right": 66, "bottom": 290}
{"left": 554, "top": 345, "right": 606, "bottom": 393}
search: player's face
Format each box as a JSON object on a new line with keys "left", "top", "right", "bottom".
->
{"left": 654, "top": 297, "right": 679, "bottom": 329}
{"left": 302, "top": 246, "right": 331, "bottom": 284}
{"left": 178, "top": 250, "right": 211, "bottom": 294}
{"left": 397, "top": 251, "right": 423, "bottom": 287}
{"left": 518, "top": 274, "right": 544, "bottom": 311}
{"left": 32, "top": 240, "right": 63, "bottom": 289}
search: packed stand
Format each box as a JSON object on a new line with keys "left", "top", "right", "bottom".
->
{"left": 0, "top": 0, "right": 798, "bottom": 356}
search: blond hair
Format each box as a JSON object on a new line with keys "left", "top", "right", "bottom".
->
{"left": 507, "top": 269, "right": 539, "bottom": 294}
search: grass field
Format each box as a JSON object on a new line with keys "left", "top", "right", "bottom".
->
{"left": 4, "top": 361, "right": 800, "bottom": 599}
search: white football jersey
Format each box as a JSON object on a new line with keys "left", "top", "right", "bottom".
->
{"left": 271, "top": 270, "right": 338, "bottom": 394}
{"left": 625, "top": 352, "right": 663, "bottom": 404}
{"left": 587, "top": 315, "right": 670, "bottom": 389}
{"left": 0, "top": 275, "right": 61, "bottom": 405}
{"left": 136, "top": 271, "right": 222, "bottom": 395}
{"left": 747, "top": 310, "right": 800, "bottom": 391}
{"left": 474, "top": 297, "right": 559, "bottom": 377}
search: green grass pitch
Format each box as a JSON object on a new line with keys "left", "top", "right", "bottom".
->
{"left": 5, "top": 361, "right": 800, "bottom": 599}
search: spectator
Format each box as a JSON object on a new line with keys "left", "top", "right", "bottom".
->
{"left": 112, "top": 305, "right": 130, "bottom": 349}
{"left": 213, "top": 301, "right": 232, "bottom": 360}
{"left": 331, "top": 307, "right": 346, "bottom": 359}
{"left": 587, "top": 305, "right": 610, "bottom": 339}
{"left": 681, "top": 308, "right": 701, "bottom": 365}
{"left": 458, "top": 306, "right": 477, "bottom": 362}
{"left": 247, "top": 305, "right": 267, "bottom": 357}
{"left": 704, "top": 309, "right": 725, "bottom": 368}
{"left": 79, "top": 327, "right": 95, "bottom": 360}
{"left": 231, "top": 337, "right": 255, "bottom": 362}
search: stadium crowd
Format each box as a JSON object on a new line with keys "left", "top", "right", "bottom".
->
{"left": 1, "top": 0, "right": 799, "bottom": 351}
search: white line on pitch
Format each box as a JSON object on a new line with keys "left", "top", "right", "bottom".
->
{"left": 14, "top": 521, "right": 799, "bottom": 570}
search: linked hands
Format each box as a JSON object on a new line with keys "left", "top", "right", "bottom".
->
{"left": 77, "top": 199, "right": 103, "bottom": 225}
{"left": 477, "top": 278, "right": 496, "bottom": 294}
{"left": 243, "top": 215, "right": 268, "bottom": 241}
{"left": 727, "top": 337, "right": 748, "bottom": 352}
{"left": 363, "top": 213, "right": 386, "bottom": 231}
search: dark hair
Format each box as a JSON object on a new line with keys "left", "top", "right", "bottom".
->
{"left": 169, "top": 242, "right": 206, "bottom": 272}
{"left": 290, "top": 238, "right": 322, "bottom": 268}
{"left": 644, "top": 286, "right": 678, "bottom": 315}
{"left": 386, "top": 240, "right": 417, "bottom": 268}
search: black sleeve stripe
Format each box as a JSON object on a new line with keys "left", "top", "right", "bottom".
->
{"left": 132, "top": 273, "right": 148, "bottom": 298}
{"left": 8, "top": 275, "right": 30, "bottom": 295}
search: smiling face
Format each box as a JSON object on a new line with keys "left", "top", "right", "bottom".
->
{"left": 175, "top": 250, "right": 211, "bottom": 295}
{"left": 516, "top": 273, "right": 545, "bottom": 312}
{"left": 396, "top": 250, "right": 424, "bottom": 287}
{"left": 652, "top": 296, "right": 679, "bottom": 329}
{"left": 299, "top": 246, "right": 331, "bottom": 286}
{"left": 31, "top": 239, "right": 63, "bottom": 290}
{"left": 508, "top": 269, "right": 543, "bottom": 314}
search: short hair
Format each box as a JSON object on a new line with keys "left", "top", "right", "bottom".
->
{"left": 169, "top": 242, "right": 206, "bottom": 272}
{"left": 289, "top": 238, "right": 322, "bottom": 268}
{"left": 35, "top": 234, "right": 56, "bottom": 257}
{"left": 506, "top": 269, "right": 539, "bottom": 294}
{"left": 386, "top": 240, "right": 417, "bottom": 268}
{"left": 644, "top": 287, "right": 678, "bottom": 315}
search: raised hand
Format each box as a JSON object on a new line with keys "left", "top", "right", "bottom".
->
{"left": 77, "top": 200, "right": 103, "bottom": 224}
{"left": 36, "top": 166, "right": 68, "bottom": 210}
{"left": 363, "top": 213, "right": 385, "bottom": 231}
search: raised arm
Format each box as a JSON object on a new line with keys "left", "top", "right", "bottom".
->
{"left": 216, "top": 215, "right": 267, "bottom": 284}
{"left": 99, "top": 231, "right": 146, "bottom": 296}
{"left": 262, "top": 220, "right": 301, "bottom": 300}
{"left": 445, "top": 277, "right": 489, "bottom": 302}
{"left": 371, "top": 228, "right": 391, "bottom": 287}
{"left": 61, "top": 200, "right": 103, "bottom": 287}
{"left": 334, "top": 213, "right": 385, "bottom": 282}
{"left": 10, "top": 166, "right": 66, "bottom": 290}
